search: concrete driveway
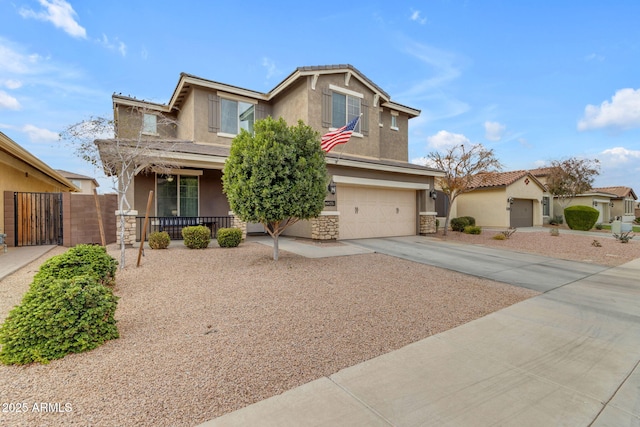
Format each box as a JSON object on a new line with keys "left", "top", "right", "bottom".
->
{"left": 203, "top": 236, "right": 640, "bottom": 427}
{"left": 347, "top": 235, "right": 609, "bottom": 293}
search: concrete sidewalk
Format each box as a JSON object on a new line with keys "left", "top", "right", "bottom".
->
{"left": 200, "top": 245, "right": 640, "bottom": 426}
{"left": 0, "top": 245, "right": 58, "bottom": 281}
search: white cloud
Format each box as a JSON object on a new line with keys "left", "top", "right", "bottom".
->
{"left": 484, "top": 121, "right": 506, "bottom": 141}
{"left": 0, "top": 90, "right": 21, "bottom": 110}
{"left": 98, "top": 34, "right": 127, "bottom": 57}
{"left": 578, "top": 88, "right": 640, "bottom": 131}
{"left": 261, "top": 57, "right": 279, "bottom": 80}
{"left": 0, "top": 38, "right": 44, "bottom": 74}
{"left": 599, "top": 146, "right": 640, "bottom": 165}
{"left": 410, "top": 9, "right": 427, "bottom": 24}
{"left": 4, "top": 79, "right": 23, "bottom": 89}
{"left": 427, "top": 130, "right": 471, "bottom": 149}
{"left": 22, "top": 124, "right": 59, "bottom": 142}
{"left": 19, "top": 0, "right": 86, "bottom": 39}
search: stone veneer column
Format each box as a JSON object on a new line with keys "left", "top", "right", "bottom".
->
{"left": 311, "top": 212, "right": 340, "bottom": 240}
{"left": 419, "top": 211, "right": 437, "bottom": 235}
{"left": 115, "top": 210, "right": 138, "bottom": 246}
{"left": 229, "top": 211, "right": 247, "bottom": 239}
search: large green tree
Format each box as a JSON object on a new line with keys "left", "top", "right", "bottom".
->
{"left": 222, "top": 117, "right": 328, "bottom": 260}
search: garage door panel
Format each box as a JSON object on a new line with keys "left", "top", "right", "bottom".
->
{"left": 510, "top": 199, "right": 533, "bottom": 227}
{"left": 338, "top": 185, "right": 416, "bottom": 239}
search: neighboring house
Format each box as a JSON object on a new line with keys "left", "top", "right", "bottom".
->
{"left": 591, "top": 186, "right": 637, "bottom": 222}
{"left": 97, "top": 64, "right": 443, "bottom": 242}
{"left": 454, "top": 170, "right": 546, "bottom": 228}
{"left": 0, "top": 131, "right": 78, "bottom": 235}
{"left": 56, "top": 169, "right": 100, "bottom": 194}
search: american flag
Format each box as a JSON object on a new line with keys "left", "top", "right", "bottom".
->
{"left": 321, "top": 115, "right": 360, "bottom": 153}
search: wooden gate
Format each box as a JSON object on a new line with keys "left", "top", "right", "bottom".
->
{"left": 14, "top": 192, "right": 63, "bottom": 246}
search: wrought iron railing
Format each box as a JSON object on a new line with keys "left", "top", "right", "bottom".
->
{"left": 136, "top": 216, "right": 233, "bottom": 241}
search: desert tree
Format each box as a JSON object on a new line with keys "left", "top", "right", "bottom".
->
{"left": 60, "top": 109, "right": 179, "bottom": 269}
{"left": 544, "top": 157, "right": 601, "bottom": 209}
{"left": 427, "top": 143, "right": 503, "bottom": 235}
{"left": 222, "top": 117, "right": 328, "bottom": 260}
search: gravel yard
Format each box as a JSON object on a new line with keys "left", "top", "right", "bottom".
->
{"left": 0, "top": 229, "right": 637, "bottom": 426}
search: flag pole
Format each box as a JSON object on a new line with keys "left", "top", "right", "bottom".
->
{"left": 335, "top": 113, "right": 362, "bottom": 164}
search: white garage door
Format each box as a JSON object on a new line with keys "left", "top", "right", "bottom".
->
{"left": 337, "top": 185, "right": 416, "bottom": 239}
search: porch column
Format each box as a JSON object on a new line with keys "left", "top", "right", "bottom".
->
{"left": 115, "top": 210, "right": 138, "bottom": 246}
{"left": 229, "top": 211, "right": 247, "bottom": 239}
{"left": 419, "top": 211, "right": 437, "bottom": 234}
{"left": 311, "top": 212, "right": 340, "bottom": 240}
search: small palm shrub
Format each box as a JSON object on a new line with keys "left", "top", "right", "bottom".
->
{"left": 450, "top": 217, "right": 470, "bottom": 232}
{"left": 0, "top": 275, "right": 119, "bottom": 365}
{"left": 564, "top": 206, "right": 599, "bottom": 231}
{"left": 34, "top": 244, "right": 117, "bottom": 287}
{"left": 463, "top": 225, "right": 482, "bottom": 235}
{"left": 595, "top": 223, "right": 603, "bottom": 230}
{"left": 182, "top": 225, "right": 211, "bottom": 249}
{"left": 217, "top": 227, "right": 242, "bottom": 248}
{"left": 500, "top": 228, "right": 517, "bottom": 239}
{"left": 148, "top": 231, "right": 170, "bottom": 249}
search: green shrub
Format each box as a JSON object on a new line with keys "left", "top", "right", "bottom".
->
{"left": 148, "top": 231, "right": 170, "bottom": 249}
{"left": 463, "top": 225, "right": 482, "bottom": 235}
{"left": 461, "top": 216, "right": 476, "bottom": 226}
{"left": 0, "top": 275, "right": 119, "bottom": 365}
{"left": 634, "top": 217, "right": 640, "bottom": 225}
{"left": 34, "top": 244, "right": 117, "bottom": 287}
{"left": 450, "top": 217, "right": 470, "bottom": 232}
{"left": 435, "top": 218, "right": 440, "bottom": 230}
{"left": 217, "top": 227, "right": 242, "bottom": 248}
{"left": 182, "top": 225, "right": 211, "bottom": 249}
{"left": 492, "top": 233, "right": 506, "bottom": 240}
{"left": 595, "top": 223, "right": 603, "bottom": 230}
{"left": 564, "top": 205, "right": 599, "bottom": 231}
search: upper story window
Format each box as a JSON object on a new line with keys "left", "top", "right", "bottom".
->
{"left": 220, "top": 98, "right": 255, "bottom": 135}
{"left": 143, "top": 113, "right": 158, "bottom": 135}
{"left": 331, "top": 92, "right": 361, "bottom": 133}
{"left": 390, "top": 112, "right": 399, "bottom": 131}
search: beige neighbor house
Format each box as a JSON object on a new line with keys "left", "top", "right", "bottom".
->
{"left": 96, "top": 64, "right": 444, "bottom": 243}
{"left": 454, "top": 170, "right": 546, "bottom": 228}
{"left": 56, "top": 169, "right": 100, "bottom": 195}
{"left": 1, "top": 131, "right": 78, "bottom": 241}
{"left": 591, "top": 186, "right": 637, "bottom": 223}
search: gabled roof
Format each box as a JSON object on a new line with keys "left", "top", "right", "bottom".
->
{"left": 56, "top": 169, "right": 100, "bottom": 188}
{"left": 115, "top": 64, "right": 420, "bottom": 118}
{"left": 469, "top": 170, "right": 545, "bottom": 190}
{"left": 591, "top": 186, "right": 637, "bottom": 200}
{"left": 0, "top": 131, "right": 78, "bottom": 191}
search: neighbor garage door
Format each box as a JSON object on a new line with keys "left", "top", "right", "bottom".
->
{"left": 337, "top": 185, "right": 416, "bottom": 239}
{"left": 510, "top": 199, "right": 533, "bottom": 227}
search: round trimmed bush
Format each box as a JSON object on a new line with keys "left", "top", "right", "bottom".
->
{"left": 182, "top": 225, "right": 211, "bottom": 249}
{"left": 564, "top": 205, "right": 599, "bottom": 231}
{"left": 34, "top": 244, "right": 117, "bottom": 287}
{"left": 450, "top": 217, "right": 470, "bottom": 232}
{"left": 0, "top": 275, "right": 119, "bottom": 365}
{"left": 461, "top": 216, "right": 476, "bottom": 226}
{"left": 148, "top": 231, "right": 170, "bottom": 249}
{"left": 217, "top": 227, "right": 242, "bottom": 248}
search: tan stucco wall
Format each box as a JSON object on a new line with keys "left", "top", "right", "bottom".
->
{"left": 115, "top": 105, "right": 178, "bottom": 139}
{"left": 271, "top": 79, "right": 309, "bottom": 125}
{"left": 177, "top": 88, "right": 195, "bottom": 140}
{"left": 1, "top": 154, "right": 70, "bottom": 232}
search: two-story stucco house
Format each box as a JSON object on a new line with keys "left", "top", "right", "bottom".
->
{"left": 97, "top": 65, "right": 443, "bottom": 242}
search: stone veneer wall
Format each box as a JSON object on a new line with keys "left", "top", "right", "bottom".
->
{"left": 116, "top": 210, "right": 137, "bottom": 246}
{"left": 419, "top": 212, "right": 437, "bottom": 235}
{"left": 311, "top": 213, "right": 339, "bottom": 240}
{"left": 230, "top": 212, "right": 247, "bottom": 239}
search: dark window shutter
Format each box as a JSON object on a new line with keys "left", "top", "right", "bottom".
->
{"left": 361, "top": 98, "right": 369, "bottom": 136}
{"left": 208, "top": 94, "right": 219, "bottom": 133}
{"left": 321, "top": 87, "right": 331, "bottom": 128}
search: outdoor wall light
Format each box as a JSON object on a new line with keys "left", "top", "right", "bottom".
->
{"left": 327, "top": 180, "right": 336, "bottom": 195}
{"left": 609, "top": 202, "right": 614, "bottom": 208}
{"left": 429, "top": 189, "right": 437, "bottom": 200}
{"left": 592, "top": 201, "right": 598, "bottom": 207}
{"left": 166, "top": 175, "right": 174, "bottom": 183}
{"left": 507, "top": 197, "right": 514, "bottom": 205}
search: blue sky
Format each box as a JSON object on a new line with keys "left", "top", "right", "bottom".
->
{"left": 1, "top": 0, "right": 639, "bottom": 197}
